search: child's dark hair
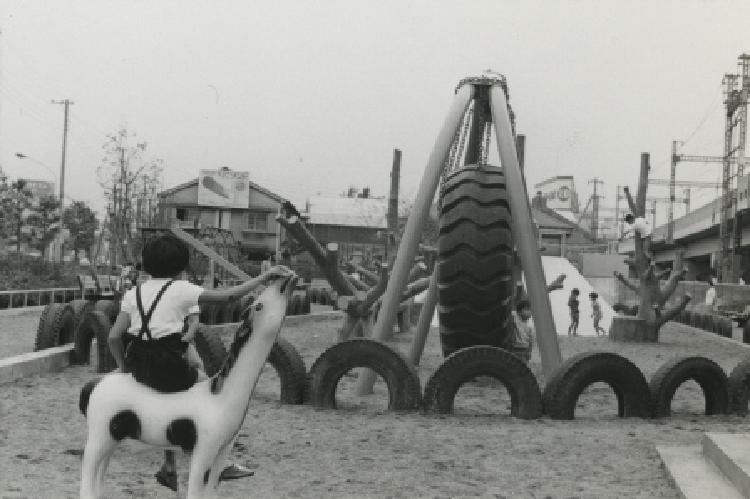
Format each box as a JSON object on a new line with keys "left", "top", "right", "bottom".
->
{"left": 572, "top": 288, "right": 580, "bottom": 295}
{"left": 589, "top": 292, "right": 598, "bottom": 299}
{"left": 624, "top": 213, "right": 635, "bottom": 223}
{"left": 142, "top": 234, "right": 190, "bottom": 278}
{"left": 516, "top": 299, "right": 531, "bottom": 313}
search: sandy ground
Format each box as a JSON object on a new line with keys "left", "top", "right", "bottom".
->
{"left": 2, "top": 310, "right": 750, "bottom": 498}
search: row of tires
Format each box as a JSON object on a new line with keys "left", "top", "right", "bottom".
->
{"left": 674, "top": 308, "right": 733, "bottom": 338}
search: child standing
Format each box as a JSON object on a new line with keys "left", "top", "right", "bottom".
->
{"left": 511, "top": 300, "right": 534, "bottom": 363}
{"left": 590, "top": 292, "right": 606, "bottom": 336}
{"left": 623, "top": 213, "right": 653, "bottom": 261}
{"left": 567, "top": 288, "right": 580, "bottom": 336}
{"left": 108, "top": 234, "right": 291, "bottom": 492}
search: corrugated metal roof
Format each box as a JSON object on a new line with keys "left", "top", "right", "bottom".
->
{"left": 306, "top": 196, "right": 410, "bottom": 228}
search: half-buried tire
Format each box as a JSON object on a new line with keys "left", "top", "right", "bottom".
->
{"left": 94, "top": 299, "right": 120, "bottom": 324}
{"left": 194, "top": 324, "right": 228, "bottom": 376}
{"left": 728, "top": 357, "right": 750, "bottom": 416}
{"left": 74, "top": 310, "right": 110, "bottom": 366}
{"left": 268, "top": 337, "right": 308, "bottom": 405}
{"left": 649, "top": 356, "right": 729, "bottom": 417}
{"left": 35, "top": 303, "right": 75, "bottom": 350}
{"left": 93, "top": 311, "right": 117, "bottom": 373}
{"left": 423, "top": 346, "right": 542, "bottom": 419}
{"left": 437, "top": 164, "right": 514, "bottom": 357}
{"left": 543, "top": 351, "right": 651, "bottom": 419}
{"left": 69, "top": 299, "right": 93, "bottom": 331}
{"left": 308, "top": 339, "right": 421, "bottom": 411}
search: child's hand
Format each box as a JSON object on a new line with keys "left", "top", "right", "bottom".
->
{"left": 264, "top": 265, "right": 293, "bottom": 282}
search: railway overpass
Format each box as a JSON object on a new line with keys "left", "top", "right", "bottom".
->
{"left": 618, "top": 187, "right": 750, "bottom": 283}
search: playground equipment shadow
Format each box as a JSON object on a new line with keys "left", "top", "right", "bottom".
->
{"left": 2, "top": 314, "right": 750, "bottom": 497}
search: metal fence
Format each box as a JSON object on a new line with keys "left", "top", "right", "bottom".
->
{"left": 0, "top": 287, "right": 89, "bottom": 309}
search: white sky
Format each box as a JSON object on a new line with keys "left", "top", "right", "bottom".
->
{"left": 0, "top": 0, "right": 747, "bottom": 224}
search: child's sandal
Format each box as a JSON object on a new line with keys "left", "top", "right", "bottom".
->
{"left": 155, "top": 468, "right": 178, "bottom": 492}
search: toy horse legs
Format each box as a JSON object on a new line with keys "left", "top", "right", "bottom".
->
{"left": 185, "top": 440, "right": 225, "bottom": 499}
{"left": 80, "top": 433, "right": 117, "bottom": 499}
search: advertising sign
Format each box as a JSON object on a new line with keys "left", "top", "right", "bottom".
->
{"left": 198, "top": 169, "right": 249, "bottom": 208}
{"left": 533, "top": 176, "right": 577, "bottom": 212}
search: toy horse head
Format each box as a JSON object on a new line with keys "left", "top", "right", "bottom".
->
{"left": 245, "top": 273, "right": 298, "bottom": 331}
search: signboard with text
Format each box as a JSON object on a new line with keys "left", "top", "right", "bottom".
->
{"left": 197, "top": 169, "right": 250, "bottom": 208}
{"left": 533, "top": 176, "right": 578, "bottom": 212}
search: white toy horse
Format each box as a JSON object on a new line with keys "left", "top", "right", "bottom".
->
{"left": 78, "top": 274, "right": 296, "bottom": 499}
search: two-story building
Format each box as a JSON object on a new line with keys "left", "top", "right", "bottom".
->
{"left": 156, "top": 168, "right": 286, "bottom": 260}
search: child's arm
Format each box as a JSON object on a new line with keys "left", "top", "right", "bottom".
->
{"left": 182, "top": 313, "right": 201, "bottom": 343}
{"left": 108, "top": 312, "right": 131, "bottom": 372}
{"left": 198, "top": 266, "right": 292, "bottom": 304}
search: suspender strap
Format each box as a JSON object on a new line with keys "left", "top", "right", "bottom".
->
{"left": 135, "top": 280, "right": 175, "bottom": 340}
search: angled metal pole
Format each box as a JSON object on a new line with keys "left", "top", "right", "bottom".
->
{"left": 406, "top": 272, "right": 438, "bottom": 366}
{"left": 489, "top": 85, "right": 562, "bottom": 377}
{"left": 355, "top": 84, "right": 475, "bottom": 395}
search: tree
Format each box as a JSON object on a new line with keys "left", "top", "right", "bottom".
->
{"left": 612, "top": 153, "right": 691, "bottom": 341}
{"left": 97, "top": 127, "right": 163, "bottom": 265}
{"left": 0, "top": 179, "right": 34, "bottom": 255}
{"left": 63, "top": 201, "right": 98, "bottom": 262}
{"left": 27, "top": 195, "right": 61, "bottom": 260}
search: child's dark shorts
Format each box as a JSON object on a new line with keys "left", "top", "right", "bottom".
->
{"left": 123, "top": 333, "right": 198, "bottom": 393}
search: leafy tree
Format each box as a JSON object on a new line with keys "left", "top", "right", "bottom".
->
{"left": 63, "top": 201, "right": 99, "bottom": 262}
{"left": 0, "top": 179, "right": 34, "bottom": 254}
{"left": 27, "top": 195, "right": 61, "bottom": 260}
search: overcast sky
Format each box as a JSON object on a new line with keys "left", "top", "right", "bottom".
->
{"left": 0, "top": 0, "right": 747, "bottom": 225}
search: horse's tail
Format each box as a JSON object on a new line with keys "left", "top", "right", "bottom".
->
{"left": 79, "top": 378, "right": 101, "bottom": 416}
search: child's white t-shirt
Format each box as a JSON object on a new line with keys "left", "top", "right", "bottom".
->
{"left": 121, "top": 279, "right": 204, "bottom": 339}
{"left": 632, "top": 217, "right": 652, "bottom": 237}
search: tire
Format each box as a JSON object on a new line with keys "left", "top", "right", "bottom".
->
{"left": 194, "top": 324, "right": 228, "bottom": 376}
{"left": 292, "top": 295, "right": 303, "bottom": 316}
{"left": 437, "top": 165, "right": 514, "bottom": 357}
{"left": 719, "top": 317, "right": 732, "bottom": 338}
{"left": 200, "top": 303, "right": 219, "bottom": 325}
{"left": 85, "top": 311, "right": 116, "bottom": 373}
{"left": 94, "top": 299, "right": 119, "bottom": 324}
{"left": 423, "top": 346, "right": 542, "bottom": 419}
{"left": 301, "top": 295, "right": 311, "bottom": 315}
{"left": 649, "top": 356, "right": 730, "bottom": 417}
{"left": 311, "top": 288, "right": 320, "bottom": 304}
{"left": 214, "top": 303, "right": 232, "bottom": 324}
{"left": 728, "top": 357, "right": 750, "bottom": 416}
{"left": 230, "top": 301, "right": 243, "bottom": 322}
{"left": 308, "top": 339, "right": 422, "bottom": 411}
{"left": 268, "top": 337, "right": 308, "bottom": 404}
{"left": 320, "top": 289, "right": 331, "bottom": 306}
{"left": 75, "top": 310, "right": 109, "bottom": 366}
{"left": 34, "top": 303, "right": 75, "bottom": 350}
{"left": 543, "top": 351, "right": 651, "bottom": 420}
{"left": 69, "top": 299, "right": 93, "bottom": 331}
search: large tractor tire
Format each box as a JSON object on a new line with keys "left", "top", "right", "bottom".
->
{"left": 35, "top": 303, "right": 76, "bottom": 350}
{"left": 437, "top": 165, "right": 515, "bottom": 357}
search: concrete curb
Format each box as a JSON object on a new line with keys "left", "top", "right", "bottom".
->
{"left": 0, "top": 344, "right": 75, "bottom": 385}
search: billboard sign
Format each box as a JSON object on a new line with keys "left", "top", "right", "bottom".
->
{"left": 533, "top": 176, "right": 577, "bottom": 212}
{"left": 198, "top": 169, "right": 250, "bottom": 208}
{"left": 19, "top": 179, "right": 55, "bottom": 207}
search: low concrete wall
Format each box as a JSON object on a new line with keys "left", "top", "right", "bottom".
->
{"left": 0, "top": 344, "right": 74, "bottom": 385}
{"left": 615, "top": 279, "right": 750, "bottom": 312}
{"left": 202, "top": 310, "right": 344, "bottom": 340}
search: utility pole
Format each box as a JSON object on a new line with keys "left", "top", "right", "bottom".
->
{"left": 588, "top": 177, "right": 604, "bottom": 240}
{"left": 52, "top": 98, "right": 73, "bottom": 262}
{"left": 386, "top": 148, "right": 401, "bottom": 260}
{"left": 614, "top": 185, "right": 621, "bottom": 238}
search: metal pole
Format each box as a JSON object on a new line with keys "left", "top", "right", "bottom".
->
{"left": 489, "top": 84, "right": 562, "bottom": 377}
{"left": 406, "top": 272, "right": 438, "bottom": 366}
{"left": 668, "top": 140, "right": 677, "bottom": 243}
{"left": 355, "top": 84, "right": 475, "bottom": 395}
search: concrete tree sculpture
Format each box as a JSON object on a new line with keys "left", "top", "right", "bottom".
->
{"left": 611, "top": 153, "right": 691, "bottom": 342}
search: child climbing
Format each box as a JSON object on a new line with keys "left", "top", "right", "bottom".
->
{"left": 589, "top": 292, "right": 606, "bottom": 336}
{"left": 623, "top": 213, "right": 653, "bottom": 261}
{"left": 567, "top": 288, "right": 580, "bottom": 336}
{"left": 511, "top": 299, "right": 534, "bottom": 362}
{"left": 107, "top": 233, "right": 292, "bottom": 492}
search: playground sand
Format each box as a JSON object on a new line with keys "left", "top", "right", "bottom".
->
{"left": 2, "top": 315, "right": 750, "bottom": 498}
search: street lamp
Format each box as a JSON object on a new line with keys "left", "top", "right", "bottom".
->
{"left": 15, "top": 153, "right": 58, "bottom": 186}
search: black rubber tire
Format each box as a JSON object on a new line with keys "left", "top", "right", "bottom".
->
{"left": 268, "top": 337, "right": 308, "bottom": 404}
{"left": 86, "top": 311, "right": 116, "bottom": 373}
{"left": 722, "top": 317, "right": 734, "bottom": 338}
{"left": 437, "top": 164, "right": 514, "bottom": 357}
{"left": 34, "top": 303, "right": 75, "bottom": 350}
{"left": 214, "top": 303, "right": 232, "bottom": 324}
{"left": 94, "top": 299, "right": 119, "bottom": 324}
{"left": 230, "top": 301, "right": 243, "bottom": 322}
{"left": 728, "top": 357, "right": 750, "bottom": 416}
{"left": 74, "top": 310, "right": 109, "bottom": 366}
{"left": 292, "top": 295, "right": 303, "bottom": 316}
{"left": 308, "top": 339, "right": 422, "bottom": 411}
{"left": 543, "top": 351, "right": 652, "bottom": 420}
{"left": 301, "top": 295, "right": 311, "bottom": 315}
{"left": 320, "top": 289, "right": 331, "bottom": 306}
{"left": 310, "top": 288, "right": 320, "bottom": 304}
{"left": 69, "top": 299, "right": 93, "bottom": 331}
{"left": 200, "top": 303, "right": 219, "bottom": 325}
{"left": 194, "top": 324, "right": 228, "bottom": 376}
{"left": 423, "top": 346, "right": 542, "bottom": 419}
{"left": 649, "top": 356, "right": 730, "bottom": 417}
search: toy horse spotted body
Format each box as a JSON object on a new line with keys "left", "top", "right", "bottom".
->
{"left": 79, "top": 275, "right": 296, "bottom": 499}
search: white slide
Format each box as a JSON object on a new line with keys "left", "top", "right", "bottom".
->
{"left": 418, "top": 256, "right": 613, "bottom": 335}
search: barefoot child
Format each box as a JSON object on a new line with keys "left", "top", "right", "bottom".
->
{"left": 567, "top": 288, "right": 580, "bottom": 336}
{"left": 108, "top": 234, "right": 291, "bottom": 492}
{"left": 511, "top": 299, "right": 534, "bottom": 362}
{"left": 589, "top": 292, "right": 606, "bottom": 336}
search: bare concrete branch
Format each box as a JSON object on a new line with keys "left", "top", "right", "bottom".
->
{"left": 614, "top": 270, "right": 640, "bottom": 293}
{"left": 658, "top": 295, "right": 691, "bottom": 326}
